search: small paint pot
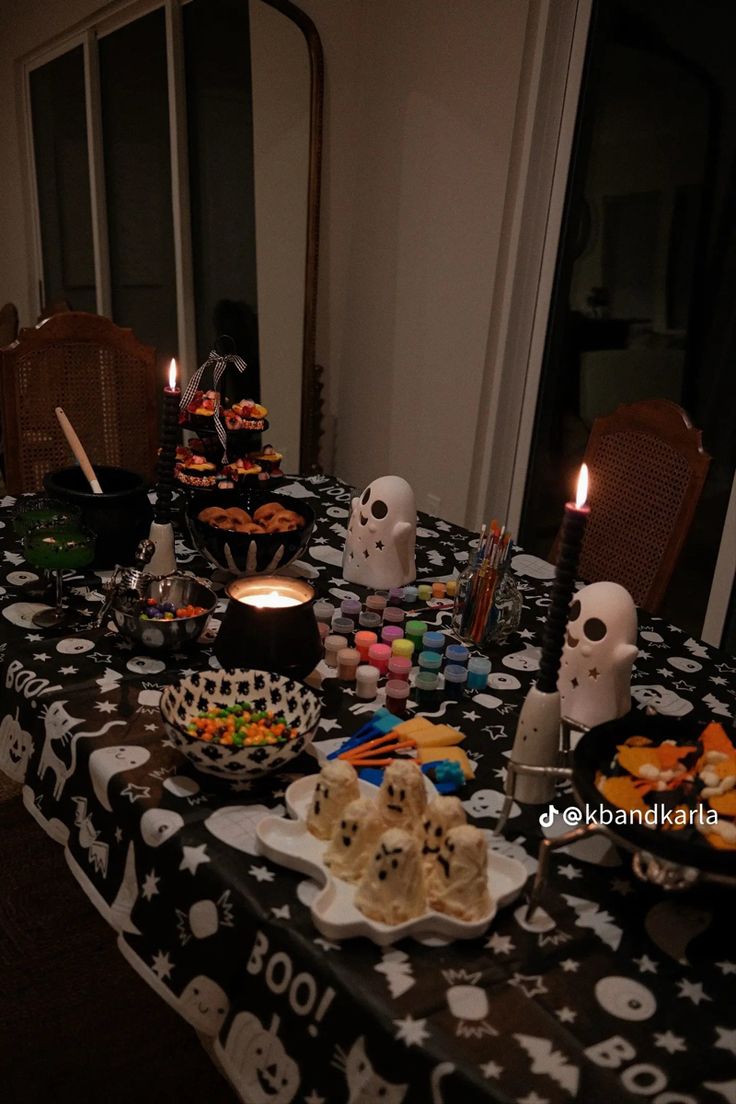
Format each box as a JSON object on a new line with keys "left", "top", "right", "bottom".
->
{"left": 324, "top": 634, "right": 348, "bottom": 668}
{"left": 356, "top": 664, "right": 380, "bottom": 700}
{"left": 444, "top": 663, "right": 468, "bottom": 700}
{"left": 355, "top": 630, "right": 378, "bottom": 662}
{"left": 385, "top": 679, "right": 410, "bottom": 716}
{"left": 367, "top": 642, "right": 391, "bottom": 675}
{"left": 467, "top": 655, "right": 491, "bottom": 690}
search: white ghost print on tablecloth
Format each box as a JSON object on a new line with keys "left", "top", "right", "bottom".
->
{"left": 342, "top": 475, "right": 416, "bottom": 589}
{"left": 324, "top": 796, "right": 384, "bottom": 883}
{"left": 306, "top": 760, "right": 360, "bottom": 840}
{"left": 426, "top": 824, "right": 491, "bottom": 922}
{"left": 501, "top": 646, "right": 541, "bottom": 672}
{"left": 0, "top": 709, "right": 33, "bottom": 783}
{"left": 377, "top": 759, "right": 427, "bottom": 838}
{"left": 595, "top": 976, "right": 656, "bottom": 1021}
{"left": 220, "top": 1012, "right": 299, "bottom": 1104}
{"left": 178, "top": 975, "right": 230, "bottom": 1035}
{"left": 558, "top": 582, "right": 638, "bottom": 728}
{"left": 421, "top": 796, "right": 466, "bottom": 870}
{"left": 89, "top": 745, "right": 150, "bottom": 811}
{"left": 205, "top": 804, "right": 283, "bottom": 855}
{"left": 355, "top": 828, "right": 427, "bottom": 925}
{"left": 140, "top": 807, "right": 185, "bottom": 847}
{"left": 631, "top": 684, "right": 693, "bottom": 717}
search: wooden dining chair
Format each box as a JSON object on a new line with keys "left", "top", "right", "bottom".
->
{"left": 0, "top": 312, "right": 158, "bottom": 494}
{"left": 553, "top": 399, "right": 711, "bottom": 613}
{"left": 0, "top": 303, "right": 18, "bottom": 347}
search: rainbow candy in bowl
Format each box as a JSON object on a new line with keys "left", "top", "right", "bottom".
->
{"left": 160, "top": 668, "right": 322, "bottom": 783}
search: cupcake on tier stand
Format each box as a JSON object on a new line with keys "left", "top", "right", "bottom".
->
{"left": 176, "top": 356, "right": 285, "bottom": 493}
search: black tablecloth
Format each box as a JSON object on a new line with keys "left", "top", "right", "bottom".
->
{"left": 0, "top": 476, "right": 734, "bottom": 1104}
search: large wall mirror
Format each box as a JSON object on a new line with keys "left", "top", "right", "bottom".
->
{"left": 26, "top": 0, "right": 323, "bottom": 472}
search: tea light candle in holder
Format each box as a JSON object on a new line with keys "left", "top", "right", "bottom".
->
{"left": 507, "top": 464, "right": 590, "bottom": 804}
{"left": 149, "top": 358, "right": 180, "bottom": 575}
{"left": 213, "top": 576, "right": 321, "bottom": 678}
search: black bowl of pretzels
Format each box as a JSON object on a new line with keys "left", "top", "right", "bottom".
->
{"left": 183, "top": 487, "right": 315, "bottom": 576}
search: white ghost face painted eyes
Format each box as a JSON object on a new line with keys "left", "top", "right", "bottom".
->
{"left": 374, "top": 840, "right": 406, "bottom": 878}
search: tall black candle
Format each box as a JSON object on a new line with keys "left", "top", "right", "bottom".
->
{"left": 154, "top": 358, "right": 180, "bottom": 525}
{"left": 537, "top": 464, "right": 590, "bottom": 694}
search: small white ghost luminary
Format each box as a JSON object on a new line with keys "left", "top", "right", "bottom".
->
{"left": 342, "top": 476, "right": 416, "bottom": 589}
{"left": 558, "top": 581, "right": 638, "bottom": 729}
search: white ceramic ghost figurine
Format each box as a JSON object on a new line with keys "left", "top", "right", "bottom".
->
{"left": 342, "top": 476, "right": 416, "bottom": 589}
{"left": 377, "top": 759, "right": 427, "bottom": 838}
{"left": 421, "top": 795, "right": 466, "bottom": 871}
{"left": 426, "top": 824, "right": 491, "bottom": 922}
{"left": 306, "top": 760, "right": 360, "bottom": 840}
{"left": 354, "top": 828, "right": 427, "bottom": 924}
{"left": 559, "top": 582, "right": 638, "bottom": 728}
{"left": 324, "top": 796, "right": 384, "bottom": 882}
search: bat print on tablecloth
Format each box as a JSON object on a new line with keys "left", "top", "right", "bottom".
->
{"left": 37, "top": 702, "right": 126, "bottom": 800}
{"left": 72, "top": 796, "right": 109, "bottom": 876}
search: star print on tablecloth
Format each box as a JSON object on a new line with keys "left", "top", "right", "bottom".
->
{"left": 96, "top": 701, "right": 118, "bottom": 714}
{"left": 394, "top": 1014, "right": 430, "bottom": 1047}
{"left": 25, "top": 633, "right": 43, "bottom": 642}
{"left": 508, "top": 974, "right": 547, "bottom": 999}
{"left": 715, "top": 1028, "right": 736, "bottom": 1056}
{"left": 463, "top": 711, "right": 481, "bottom": 722}
{"left": 611, "top": 878, "right": 634, "bottom": 895}
{"left": 556, "top": 1007, "right": 576, "bottom": 1024}
{"left": 59, "top": 665, "right": 78, "bottom": 676}
{"left": 486, "top": 933, "right": 514, "bottom": 955}
{"left": 633, "top": 955, "right": 658, "bottom": 974}
{"left": 677, "top": 979, "right": 710, "bottom": 1005}
{"left": 654, "top": 1031, "right": 687, "bottom": 1055}
{"left": 272, "top": 905, "right": 290, "bottom": 920}
{"left": 151, "top": 950, "right": 173, "bottom": 980}
{"left": 559, "top": 959, "right": 579, "bottom": 973}
{"left": 33, "top": 652, "right": 51, "bottom": 662}
{"left": 717, "top": 961, "right": 736, "bottom": 975}
{"left": 114, "top": 827, "right": 123, "bottom": 843}
{"left": 518, "top": 1092, "right": 549, "bottom": 1104}
{"left": 121, "top": 783, "right": 150, "bottom": 803}
{"left": 481, "top": 1061, "right": 503, "bottom": 1079}
{"left": 179, "top": 844, "right": 210, "bottom": 875}
{"left": 304, "top": 1092, "right": 326, "bottom": 1104}
{"left": 556, "top": 864, "right": 581, "bottom": 881}
{"left": 248, "top": 864, "right": 274, "bottom": 883}
{"left": 142, "top": 871, "right": 160, "bottom": 901}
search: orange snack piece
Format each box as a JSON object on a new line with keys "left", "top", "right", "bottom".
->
{"left": 597, "top": 774, "right": 650, "bottom": 814}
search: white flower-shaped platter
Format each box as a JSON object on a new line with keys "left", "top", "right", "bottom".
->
{"left": 256, "top": 775, "right": 528, "bottom": 946}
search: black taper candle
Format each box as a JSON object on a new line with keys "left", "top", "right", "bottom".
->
{"left": 536, "top": 476, "right": 590, "bottom": 694}
{"left": 154, "top": 382, "right": 180, "bottom": 525}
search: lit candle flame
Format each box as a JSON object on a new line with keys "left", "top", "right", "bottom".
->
{"left": 168, "top": 358, "right": 178, "bottom": 390}
{"left": 575, "top": 463, "right": 589, "bottom": 509}
{"left": 240, "top": 589, "right": 301, "bottom": 609}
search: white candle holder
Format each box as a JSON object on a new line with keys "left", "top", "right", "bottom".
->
{"left": 147, "top": 520, "right": 177, "bottom": 576}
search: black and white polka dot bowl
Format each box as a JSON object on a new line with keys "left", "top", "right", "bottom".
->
{"left": 159, "top": 668, "right": 322, "bottom": 783}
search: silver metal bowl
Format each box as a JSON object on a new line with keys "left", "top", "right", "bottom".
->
{"left": 111, "top": 573, "right": 217, "bottom": 651}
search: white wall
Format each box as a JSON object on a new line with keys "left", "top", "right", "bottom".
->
{"left": 250, "top": 0, "right": 310, "bottom": 470}
{"left": 300, "top": 0, "right": 530, "bottom": 522}
{"left": 0, "top": 0, "right": 532, "bottom": 528}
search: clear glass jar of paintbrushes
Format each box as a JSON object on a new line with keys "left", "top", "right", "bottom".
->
{"left": 452, "top": 522, "right": 521, "bottom": 646}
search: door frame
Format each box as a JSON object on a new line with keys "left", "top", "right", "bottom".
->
{"left": 467, "top": 0, "right": 735, "bottom": 645}
{"left": 466, "top": 0, "right": 593, "bottom": 533}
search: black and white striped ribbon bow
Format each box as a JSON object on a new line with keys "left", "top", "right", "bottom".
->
{"left": 180, "top": 348, "right": 248, "bottom": 460}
